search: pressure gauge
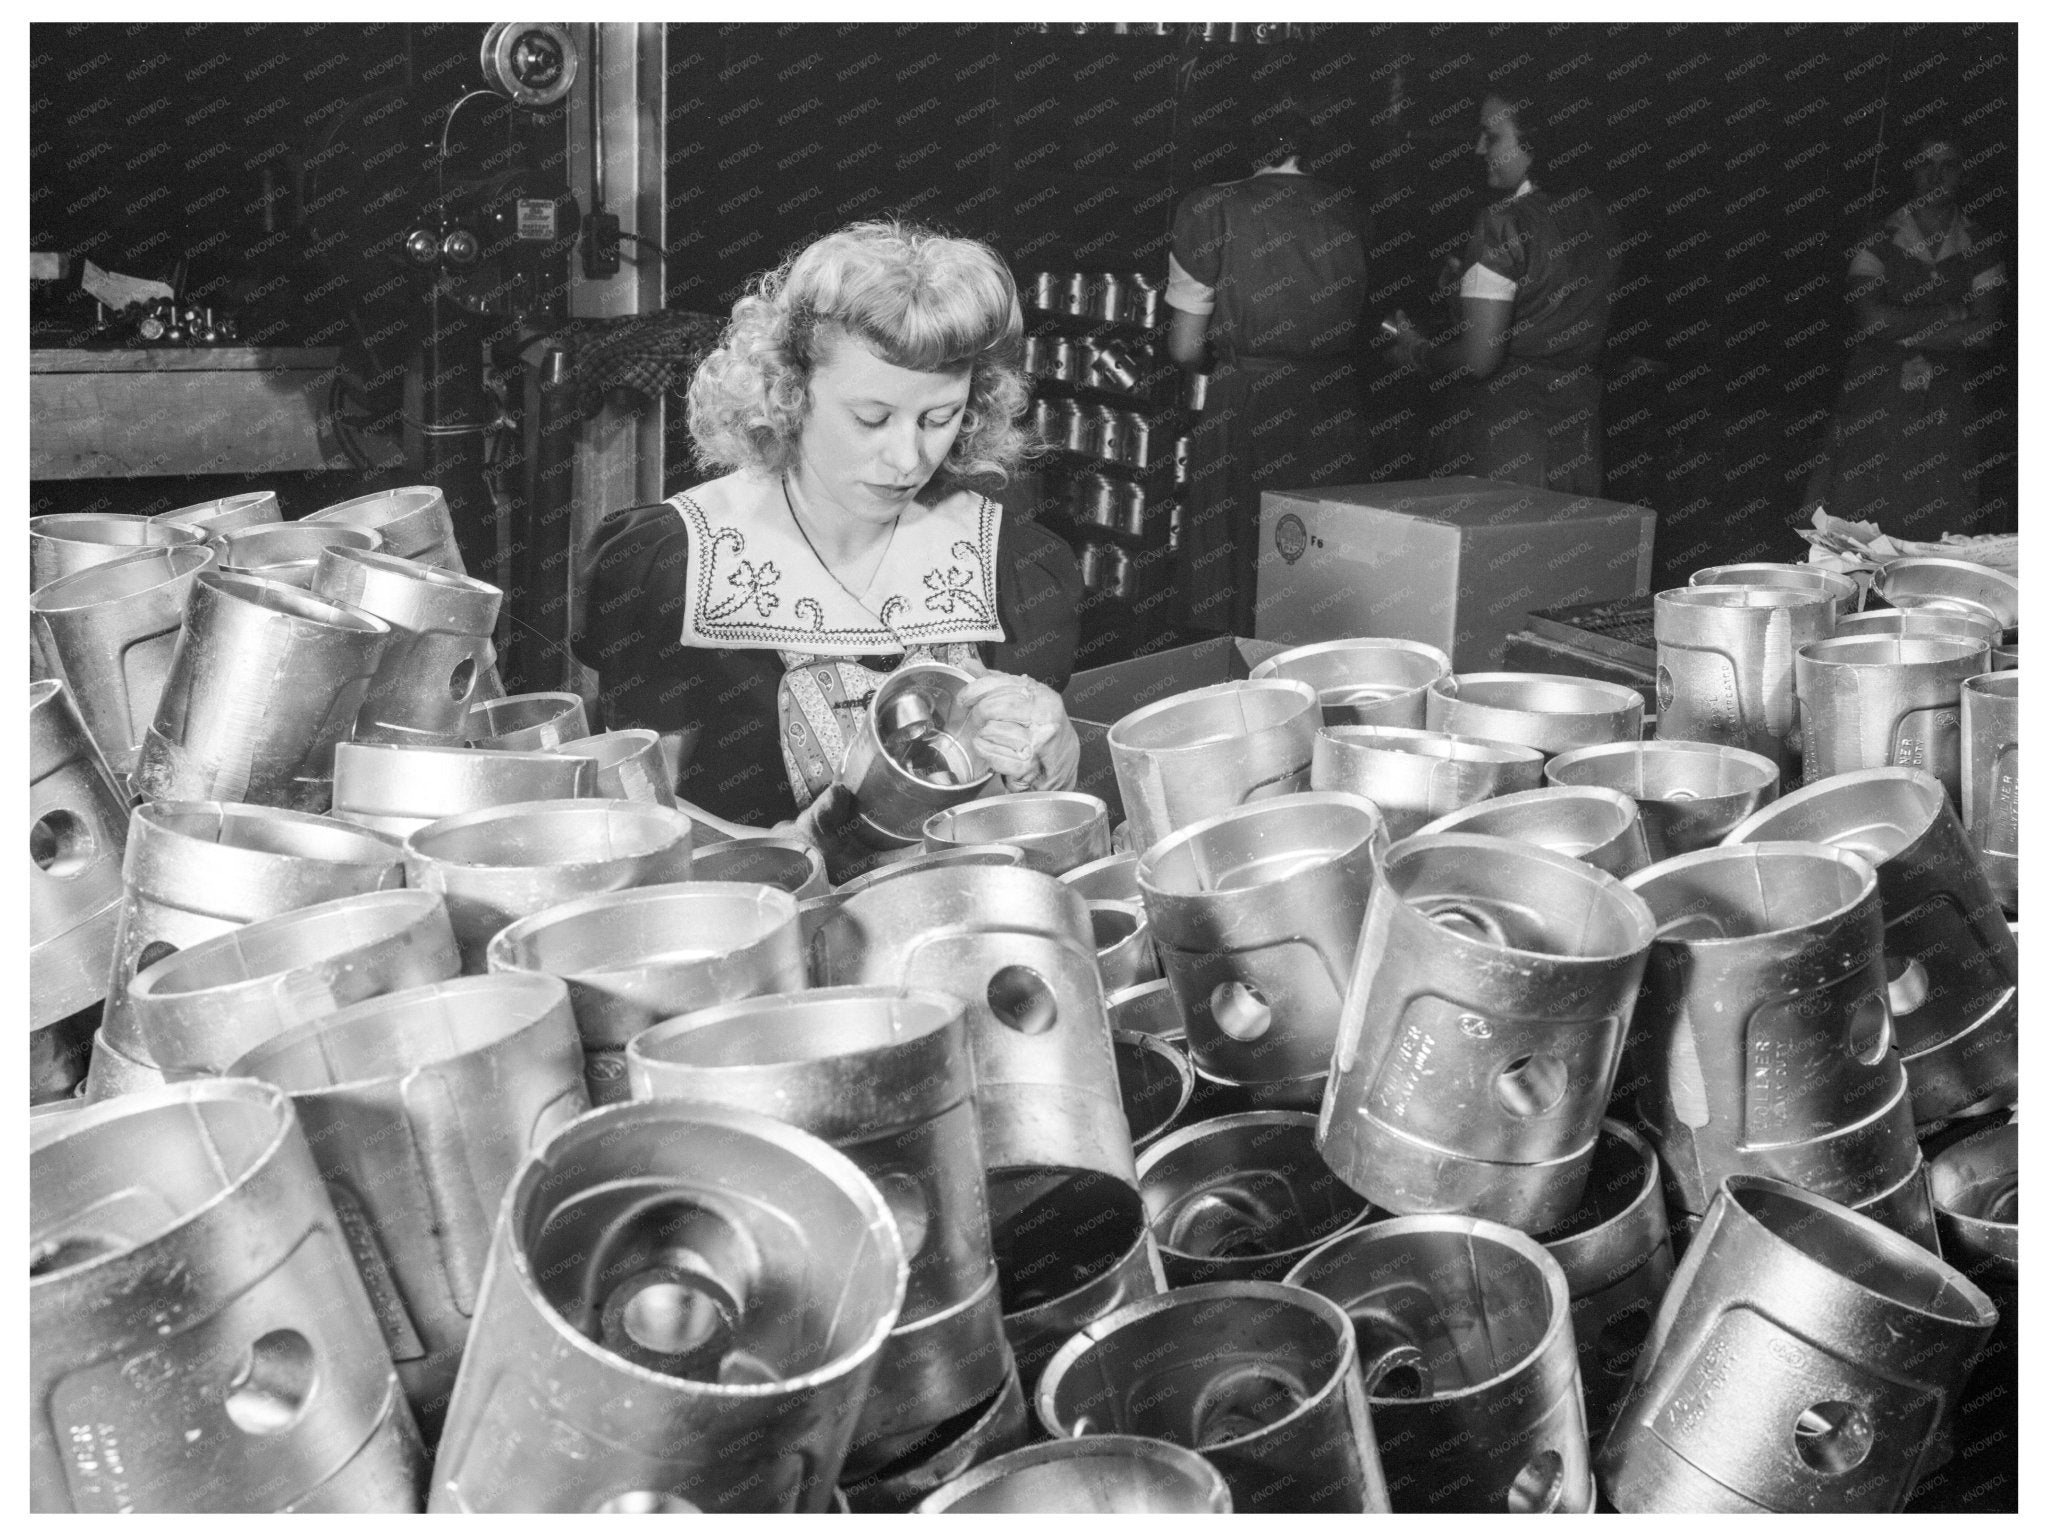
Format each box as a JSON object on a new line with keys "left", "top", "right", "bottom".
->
{"left": 480, "top": 22, "right": 578, "bottom": 109}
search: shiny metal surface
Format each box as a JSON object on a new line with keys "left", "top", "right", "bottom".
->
{"left": 1415, "top": 783, "right": 1652, "bottom": 878}
{"left": 1287, "top": 1215, "right": 1591, "bottom": 1512}
{"left": 841, "top": 1368, "right": 1030, "bottom": 1512}
{"left": 486, "top": 881, "right": 806, "bottom": 1104}
{"left": 1108, "top": 977, "right": 1186, "bottom": 1042}
{"left": 213, "top": 521, "right": 383, "bottom": 588}
{"left": 133, "top": 572, "right": 393, "bottom": 812}
{"left": 307, "top": 485, "right": 466, "bottom": 573}
{"left": 1598, "top": 1176, "right": 1997, "bottom": 1511}
{"left": 1106, "top": 678, "right": 1320, "bottom": 855}
{"left": 1654, "top": 583, "right": 1836, "bottom": 779}
{"left": 1139, "top": 791, "right": 1385, "bottom": 1087}
{"left": 1835, "top": 606, "right": 2002, "bottom": 645}
{"left": 404, "top": 799, "right": 695, "bottom": 972}
{"left": 1036, "top": 1280, "right": 1391, "bottom": 1512}
{"left": 1623, "top": 842, "right": 1936, "bottom": 1247}
{"left": 1545, "top": 739, "right": 1779, "bottom": 858}
{"left": 229, "top": 973, "right": 591, "bottom": 1433}
{"left": 428, "top": 1100, "right": 905, "bottom": 1512}
{"left": 689, "top": 833, "right": 831, "bottom": 897}
{"left": 1248, "top": 637, "right": 1452, "bottom": 728}
{"left": 29, "top": 543, "right": 217, "bottom": 778}
{"left": 917, "top": 1434, "right": 1232, "bottom": 1513}
{"left": 840, "top": 662, "right": 993, "bottom": 848}
{"left": 1926, "top": 1123, "right": 2016, "bottom": 1289}
{"left": 1794, "top": 633, "right": 1989, "bottom": 799}
{"left": 150, "top": 490, "right": 282, "bottom": 536}
{"left": 329, "top": 739, "right": 595, "bottom": 838}
{"left": 1319, "top": 833, "right": 1656, "bottom": 1231}
{"left": 1114, "top": 1029, "right": 1195, "bottom": 1151}
{"left": 1425, "top": 671, "right": 1643, "bottom": 758}
{"left": 833, "top": 841, "right": 1029, "bottom": 894}
{"left": 126, "top": 887, "right": 460, "bottom": 1078}
{"left": 1310, "top": 724, "right": 1545, "bottom": 840}
{"left": 548, "top": 727, "right": 676, "bottom": 807}
{"left": 1060, "top": 849, "right": 1143, "bottom": 903}
{"left": 1690, "top": 561, "right": 1860, "bottom": 618}
{"left": 463, "top": 690, "right": 590, "bottom": 751}
{"left": 922, "top": 790, "right": 1111, "bottom": 874}
{"left": 1089, "top": 898, "right": 1159, "bottom": 992}
{"left": 311, "top": 547, "right": 501, "bottom": 741}
{"left": 29, "top": 512, "right": 205, "bottom": 589}
{"left": 31, "top": 1078, "right": 425, "bottom": 1510}
{"left": 1960, "top": 671, "right": 2018, "bottom": 910}
{"left": 1878, "top": 557, "right": 2021, "bottom": 629}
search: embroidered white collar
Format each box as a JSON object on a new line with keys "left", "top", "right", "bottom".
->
{"left": 670, "top": 478, "right": 1005, "bottom": 656}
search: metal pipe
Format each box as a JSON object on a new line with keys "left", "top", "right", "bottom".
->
{"left": 126, "top": 887, "right": 461, "bottom": 1078}
{"left": 916, "top": 1435, "right": 1232, "bottom": 1513}
{"left": 133, "top": 572, "right": 393, "bottom": 812}
{"left": 29, "top": 543, "right": 217, "bottom": 779}
{"left": 548, "top": 727, "right": 676, "bottom": 807}
{"left": 312, "top": 547, "right": 503, "bottom": 741}
{"left": 1622, "top": 842, "right": 1936, "bottom": 1248}
{"left": 29, "top": 512, "right": 205, "bottom": 589}
{"left": 1113, "top": 1029, "right": 1195, "bottom": 1151}
{"left": 149, "top": 490, "right": 282, "bottom": 536}
{"left": 1106, "top": 678, "right": 1320, "bottom": 855}
{"left": 1035, "top": 1280, "right": 1392, "bottom": 1513}
{"left": 404, "top": 798, "right": 695, "bottom": 972}
{"left": 1425, "top": 671, "right": 1643, "bottom": 758}
{"left": 840, "top": 662, "right": 994, "bottom": 848}
{"left": 1137, "top": 1110, "right": 1376, "bottom": 1286}
{"left": 1248, "top": 636, "right": 1451, "bottom": 728}
{"left": 1794, "top": 633, "right": 1990, "bottom": 799}
{"left": 1319, "top": 833, "right": 1657, "bottom": 1231}
{"left": 1415, "top": 783, "right": 1652, "bottom": 879}
{"left": 1960, "top": 671, "right": 2018, "bottom": 911}
{"left": 486, "top": 881, "right": 806, "bottom": 1104}
{"left": 93, "top": 801, "right": 408, "bottom": 1101}
{"left": 307, "top": 485, "right": 468, "bottom": 574}
{"left": 1690, "top": 561, "right": 1860, "bottom": 619}
{"left": 31, "top": 1078, "right": 426, "bottom": 1510}
{"left": 1286, "top": 1215, "right": 1591, "bottom": 1512}
{"left": 228, "top": 973, "right": 591, "bottom": 1435}
{"left": 1310, "top": 724, "right": 1544, "bottom": 839}
{"left": 1654, "top": 583, "right": 1836, "bottom": 779}
{"left": 329, "top": 739, "right": 596, "bottom": 838}
{"left": 921, "top": 790, "right": 1112, "bottom": 875}
{"left": 1598, "top": 1175, "right": 1998, "bottom": 1512}
{"left": 627, "top": 987, "right": 1009, "bottom": 1482}
{"left": 1723, "top": 768, "right": 2017, "bottom": 1125}
{"left": 212, "top": 521, "right": 383, "bottom": 589}
{"left": 464, "top": 690, "right": 590, "bottom": 751}
{"left": 1545, "top": 740, "right": 1779, "bottom": 859}
{"left": 427, "top": 1100, "right": 905, "bottom": 1512}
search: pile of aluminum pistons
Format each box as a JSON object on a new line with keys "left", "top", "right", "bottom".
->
{"left": 28, "top": 496, "right": 2020, "bottom": 1513}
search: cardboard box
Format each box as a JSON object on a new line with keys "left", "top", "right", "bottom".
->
{"left": 1061, "top": 636, "right": 1288, "bottom": 825}
{"left": 1253, "top": 476, "right": 1656, "bottom": 670}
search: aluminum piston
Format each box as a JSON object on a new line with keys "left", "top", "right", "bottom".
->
{"left": 228, "top": 973, "right": 591, "bottom": 1433}
{"left": 1138, "top": 791, "right": 1385, "bottom": 1087}
{"left": 1249, "top": 636, "right": 1452, "bottom": 728}
{"left": 1654, "top": 583, "right": 1837, "bottom": 779}
{"left": 1415, "top": 783, "right": 1653, "bottom": 879}
{"left": 811, "top": 863, "right": 1134, "bottom": 1182}
{"left": 840, "top": 662, "right": 994, "bottom": 848}
{"left": 1690, "top": 561, "right": 1861, "bottom": 619}
{"left": 93, "top": 801, "right": 408, "bottom": 1099}
{"left": 29, "top": 512, "right": 206, "bottom": 589}
{"left": 1115, "top": 1029, "right": 1195, "bottom": 1150}
{"left": 329, "top": 739, "right": 596, "bottom": 837}
{"left": 1926, "top": 1123, "right": 2016, "bottom": 1291}
{"left": 485, "top": 881, "right": 807, "bottom": 1103}
{"left": 134, "top": 572, "right": 393, "bottom": 812}
{"left": 1622, "top": 842, "right": 1936, "bottom": 1247}
{"left": 1060, "top": 848, "right": 1142, "bottom": 903}
{"left": 31, "top": 1078, "right": 426, "bottom": 1511}
{"left": 1877, "top": 556, "right": 2021, "bottom": 630}
{"left": 839, "top": 1368, "right": 1031, "bottom": 1511}
{"left": 30, "top": 681, "right": 131, "bottom": 1062}
{"left": 917, "top": 1434, "right": 1233, "bottom": 1513}
{"left": 548, "top": 727, "right": 677, "bottom": 807}
{"left": 1597, "top": 1175, "right": 1998, "bottom": 1512}
{"left": 1035, "top": 1280, "right": 1391, "bottom": 1513}
{"left": 1723, "top": 768, "right": 2017, "bottom": 1125}
{"left": 1089, "top": 898, "right": 1159, "bottom": 992}
{"left": 126, "top": 887, "right": 460, "bottom": 1078}
{"left": 1545, "top": 739, "right": 1779, "bottom": 858}
{"left": 1425, "top": 671, "right": 1644, "bottom": 758}
{"left": 464, "top": 689, "right": 590, "bottom": 751}
{"left": 213, "top": 521, "right": 383, "bottom": 588}
{"left": 150, "top": 490, "right": 282, "bottom": 536}
{"left": 1106, "top": 678, "right": 1320, "bottom": 855}
{"left": 1533, "top": 1119, "right": 1674, "bottom": 1437}
{"left": 1835, "top": 605, "right": 2003, "bottom": 646}
{"left": 1310, "top": 723, "right": 1545, "bottom": 839}
{"left": 311, "top": 546, "right": 502, "bottom": 741}
{"left": 689, "top": 833, "right": 830, "bottom": 897}
{"left": 832, "top": 840, "right": 1029, "bottom": 893}
{"left": 429, "top": 1101, "right": 903, "bottom": 1512}
{"left": 921, "top": 789, "right": 1112, "bottom": 874}
{"left": 1990, "top": 634, "right": 2018, "bottom": 669}
{"left": 1137, "top": 1110, "right": 1376, "bottom": 1286}
{"left": 627, "top": 987, "right": 1009, "bottom": 1479}
{"left": 29, "top": 543, "right": 217, "bottom": 779}
{"left": 307, "top": 485, "right": 467, "bottom": 573}
{"left": 1286, "top": 1215, "right": 1591, "bottom": 1512}
{"left": 1960, "top": 671, "right": 2018, "bottom": 911}
{"left": 1794, "top": 633, "right": 1990, "bottom": 799}
{"left": 1318, "top": 833, "right": 1657, "bottom": 1231}
{"left": 988, "top": 1166, "right": 1165, "bottom": 1397}
{"left": 1109, "top": 976, "right": 1186, "bottom": 1041}
{"left": 404, "top": 799, "right": 695, "bottom": 972}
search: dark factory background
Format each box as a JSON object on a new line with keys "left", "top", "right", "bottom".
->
{"left": 30, "top": 20, "right": 2018, "bottom": 638}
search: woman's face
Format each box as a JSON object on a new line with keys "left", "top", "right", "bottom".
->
{"left": 1476, "top": 95, "right": 1532, "bottom": 192}
{"left": 792, "top": 334, "right": 972, "bottom": 529}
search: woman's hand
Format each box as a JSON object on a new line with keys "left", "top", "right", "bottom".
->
{"left": 1385, "top": 309, "right": 1428, "bottom": 370}
{"left": 778, "top": 783, "right": 920, "bottom": 886}
{"left": 955, "top": 668, "right": 1080, "bottom": 793}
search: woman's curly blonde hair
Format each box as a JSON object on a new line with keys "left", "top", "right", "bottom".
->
{"left": 687, "top": 221, "right": 1035, "bottom": 500}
